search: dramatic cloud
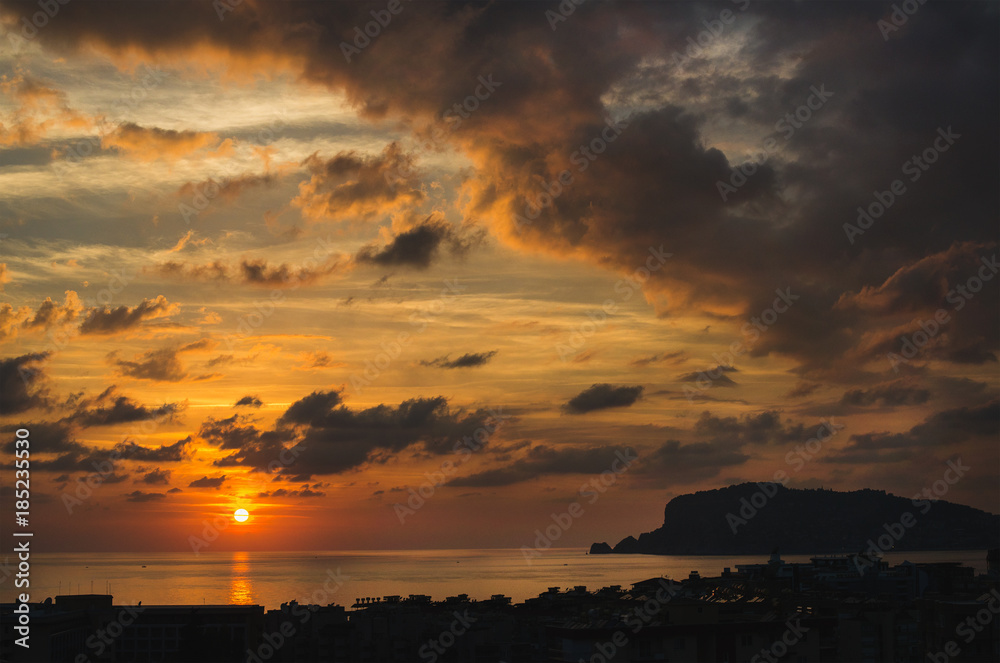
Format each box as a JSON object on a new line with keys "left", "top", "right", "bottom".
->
{"left": 112, "top": 438, "right": 191, "bottom": 462}
{"left": 839, "top": 380, "right": 930, "bottom": 408}
{"left": 101, "top": 122, "right": 220, "bottom": 161}
{"left": 692, "top": 410, "right": 808, "bottom": 447}
{"left": 293, "top": 144, "right": 423, "bottom": 222}
{"left": 235, "top": 395, "right": 263, "bottom": 408}
{"left": 188, "top": 475, "right": 227, "bottom": 489}
{"left": 177, "top": 172, "right": 279, "bottom": 206}
{"left": 678, "top": 366, "right": 739, "bottom": 387}
{"left": 420, "top": 351, "right": 497, "bottom": 369}
{"left": 564, "top": 384, "right": 643, "bottom": 414}
{"left": 631, "top": 351, "right": 686, "bottom": 367}
{"left": 1, "top": 292, "right": 82, "bottom": 340}
{"left": 211, "top": 390, "right": 503, "bottom": 477}
{"left": 0, "top": 421, "right": 83, "bottom": 455}
{"left": 65, "top": 386, "right": 184, "bottom": 427}
{"left": 826, "top": 399, "right": 999, "bottom": 464}
{"left": 356, "top": 217, "right": 482, "bottom": 269}
{"left": 151, "top": 256, "right": 343, "bottom": 287}
{"left": 139, "top": 468, "right": 171, "bottom": 485}
{"left": 257, "top": 487, "right": 326, "bottom": 498}
{"left": 0, "top": 352, "right": 51, "bottom": 414}
{"left": 79, "top": 296, "right": 178, "bottom": 335}
{"left": 112, "top": 340, "right": 216, "bottom": 382}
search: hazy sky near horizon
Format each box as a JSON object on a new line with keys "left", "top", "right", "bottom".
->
{"left": 0, "top": 0, "right": 997, "bottom": 553}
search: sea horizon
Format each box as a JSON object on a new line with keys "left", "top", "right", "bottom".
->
{"left": 3, "top": 548, "right": 991, "bottom": 610}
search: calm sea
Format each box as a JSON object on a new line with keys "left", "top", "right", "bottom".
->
{"left": 1, "top": 549, "right": 989, "bottom": 609}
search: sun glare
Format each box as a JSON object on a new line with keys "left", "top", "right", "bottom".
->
{"left": 234, "top": 508, "right": 250, "bottom": 522}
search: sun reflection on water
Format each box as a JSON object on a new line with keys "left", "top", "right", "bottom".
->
{"left": 228, "top": 552, "right": 257, "bottom": 605}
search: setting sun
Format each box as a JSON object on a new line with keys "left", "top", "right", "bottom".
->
{"left": 234, "top": 509, "right": 250, "bottom": 523}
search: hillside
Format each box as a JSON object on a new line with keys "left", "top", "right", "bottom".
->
{"left": 590, "top": 483, "right": 1000, "bottom": 555}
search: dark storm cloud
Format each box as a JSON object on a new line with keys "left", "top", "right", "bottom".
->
{"left": 78, "top": 296, "right": 176, "bottom": 335}
{"left": 188, "top": 475, "right": 227, "bottom": 489}
{"left": 564, "top": 384, "right": 644, "bottom": 414}
{"left": 839, "top": 379, "right": 930, "bottom": 408}
{"left": 678, "top": 365, "right": 739, "bottom": 387}
{"left": 630, "top": 351, "right": 686, "bottom": 367}
{"left": 278, "top": 390, "right": 344, "bottom": 428}
{"left": 2, "top": 2, "right": 994, "bottom": 380}
{"left": 356, "top": 220, "right": 451, "bottom": 269}
{"left": 420, "top": 351, "right": 497, "bottom": 369}
{"left": 0, "top": 352, "right": 51, "bottom": 414}
{"left": 151, "top": 256, "right": 343, "bottom": 287}
{"left": 235, "top": 395, "right": 263, "bottom": 408}
{"left": 112, "top": 437, "right": 190, "bottom": 462}
{"left": 28, "top": 433, "right": 191, "bottom": 474}
{"left": 211, "top": 390, "right": 504, "bottom": 478}
{"left": 112, "top": 339, "right": 216, "bottom": 382}
{"left": 447, "top": 444, "right": 637, "bottom": 487}
{"left": 294, "top": 144, "right": 423, "bottom": 221}
{"left": 199, "top": 414, "right": 266, "bottom": 450}
{"left": 139, "top": 468, "right": 171, "bottom": 485}
{"left": 355, "top": 216, "right": 484, "bottom": 270}
{"left": 257, "top": 487, "right": 326, "bottom": 498}
{"left": 693, "top": 410, "right": 808, "bottom": 447}
{"left": 64, "top": 386, "right": 184, "bottom": 427}
{"left": 0, "top": 421, "right": 84, "bottom": 454}
{"left": 786, "top": 382, "right": 821, "bottom": 399}
{"left": 825, "top": 399, "right": 999, "bottom": 464}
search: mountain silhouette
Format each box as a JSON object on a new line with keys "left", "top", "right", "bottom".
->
{"left": 590, "top": 482, "right": 1000, "bottom": 555}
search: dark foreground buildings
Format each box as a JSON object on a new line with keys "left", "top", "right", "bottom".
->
{"left": 2, "top": 550, "right": 998, "bottom": 662}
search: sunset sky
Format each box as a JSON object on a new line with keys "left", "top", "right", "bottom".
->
{"left": 1, "top": 0, "right": 997, "bottom": 553}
